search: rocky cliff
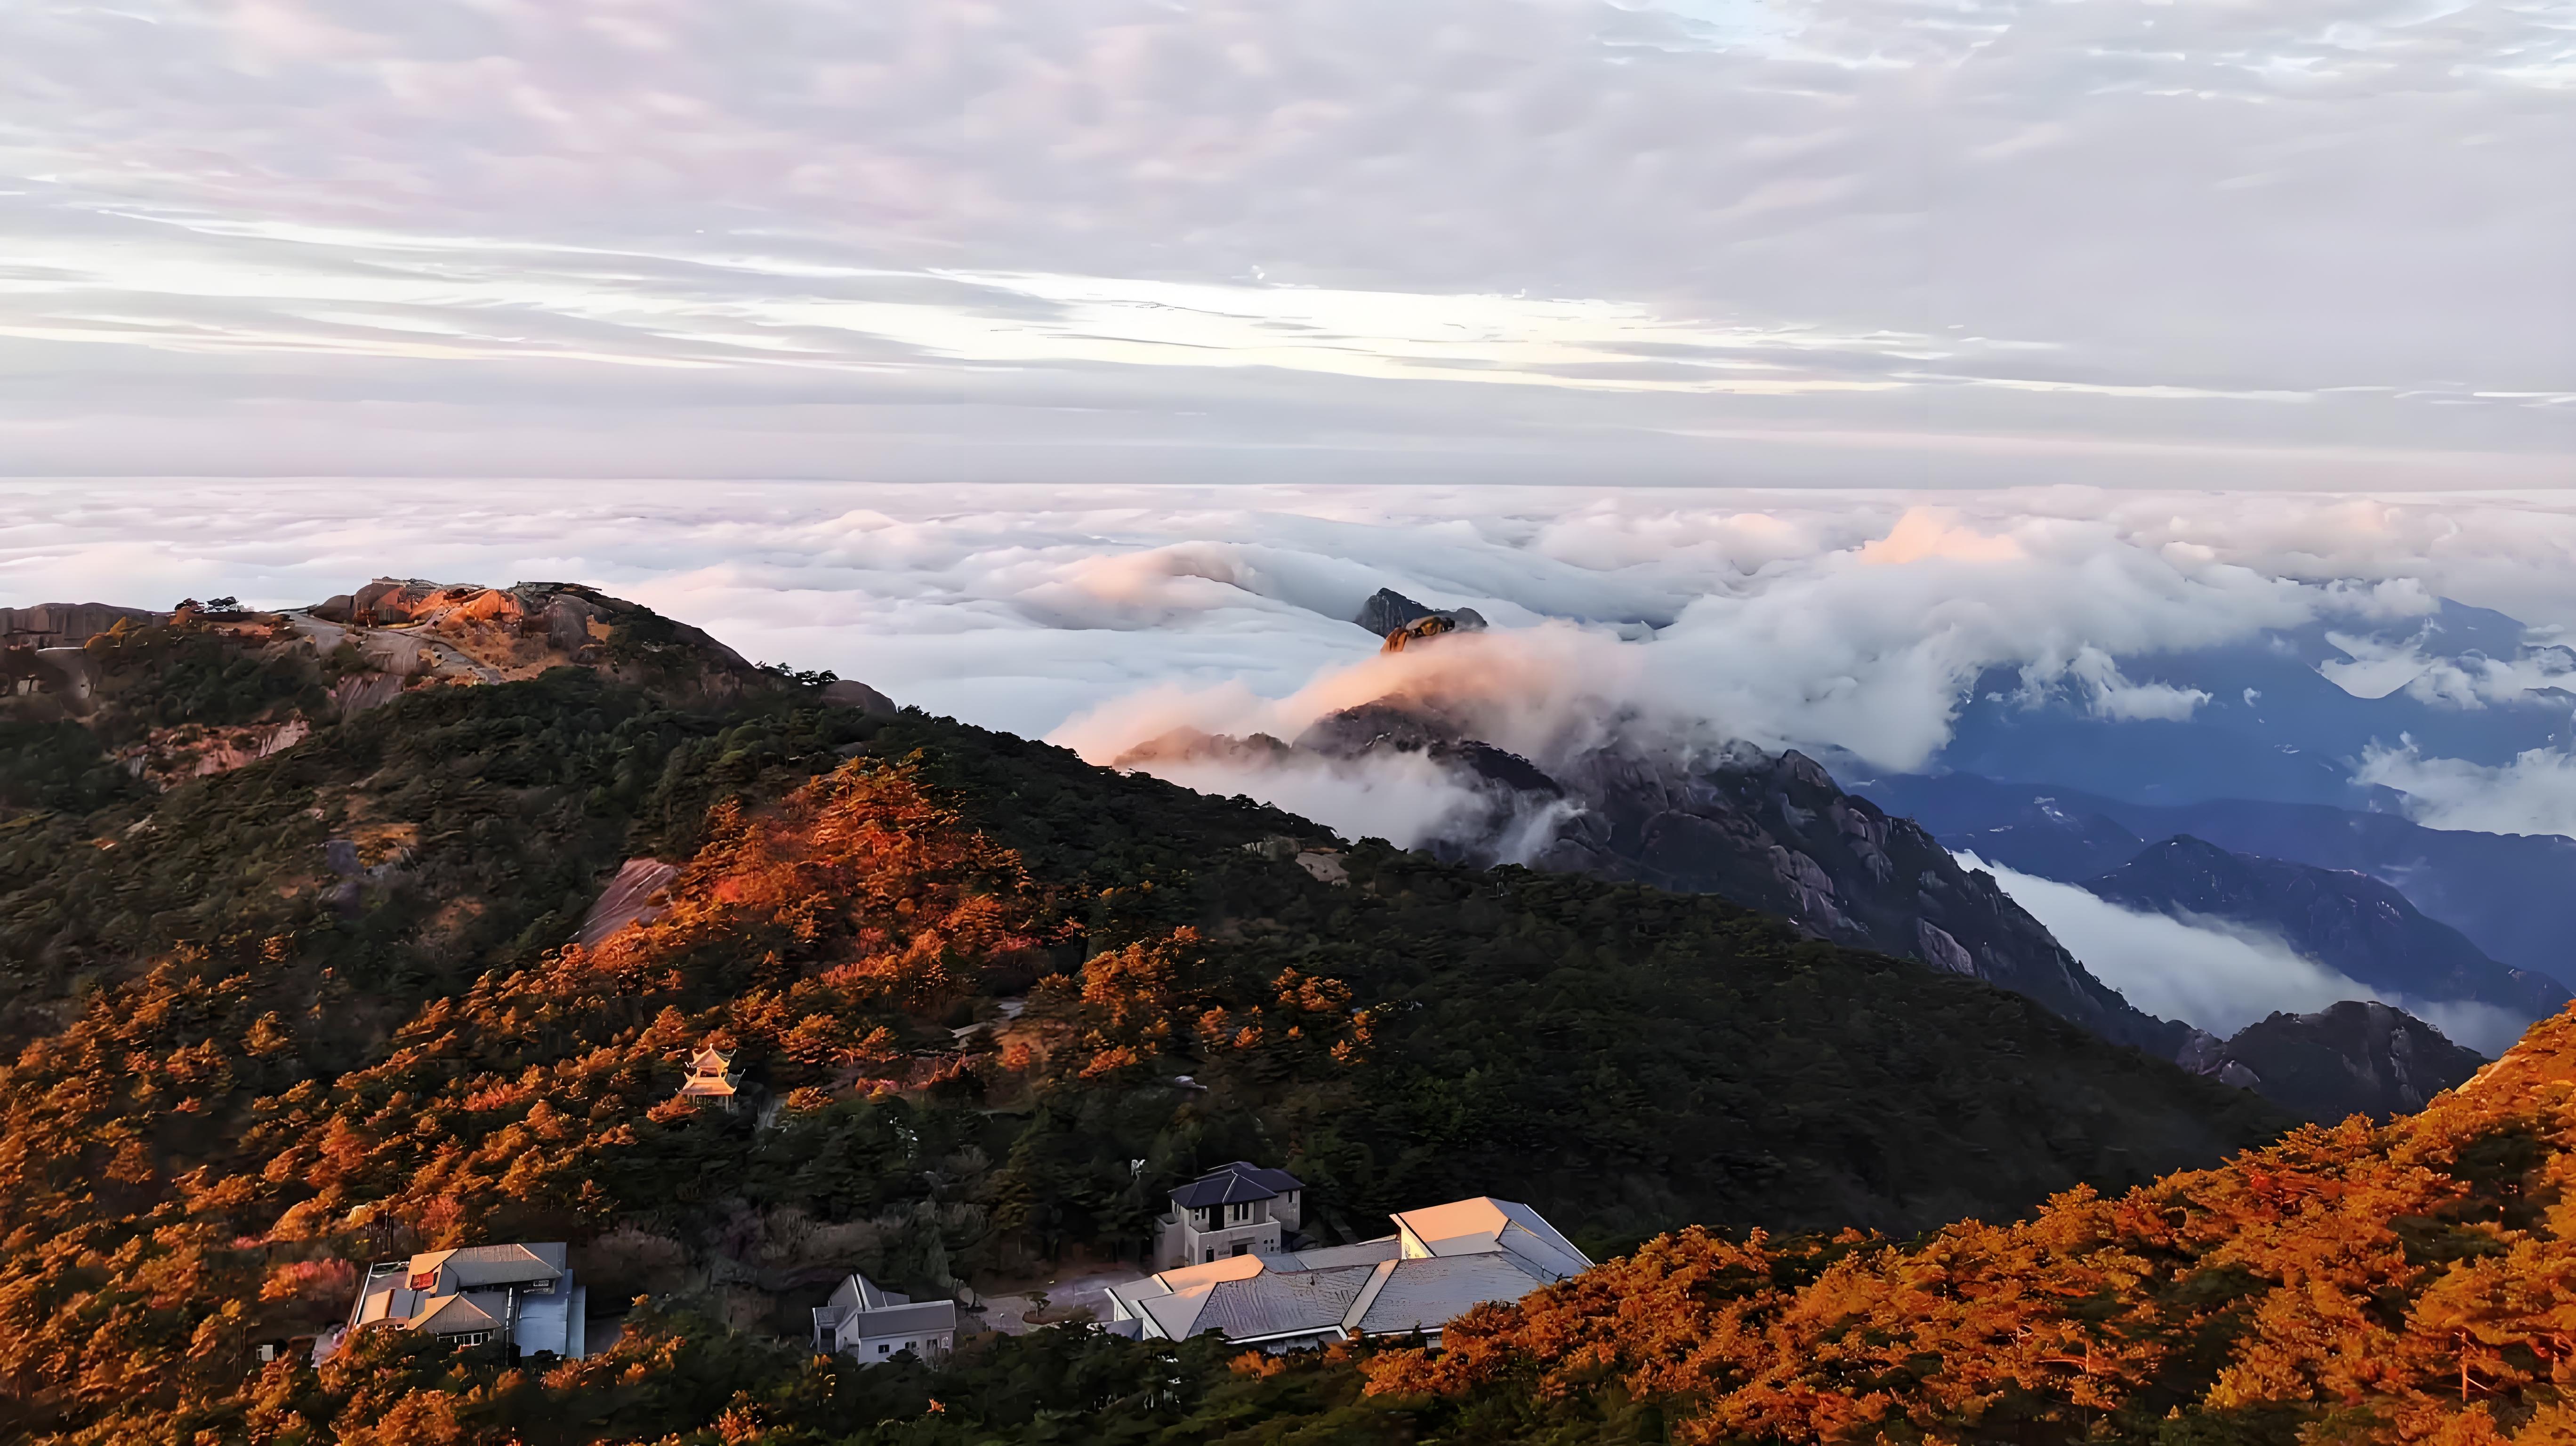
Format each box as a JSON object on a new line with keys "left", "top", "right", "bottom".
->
{"left": 2177, "top": 999, "right": 2488, "bottom": 1122}
{"left": 305, "top": 577, "right": 769, "bottom": 701}
{"left": 1352, "top": 587, "right": 1488, "bottom": 650}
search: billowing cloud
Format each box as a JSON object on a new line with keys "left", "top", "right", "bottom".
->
{"left": 2357, "top": 741, "right": 2576, "bottom": 842}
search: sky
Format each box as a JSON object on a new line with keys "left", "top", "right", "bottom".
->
{"left": 2, "top": 0, "right": 2570, "bottom": 486}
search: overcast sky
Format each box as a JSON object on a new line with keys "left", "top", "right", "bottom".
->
{"left": 3, "top": 0, "right": 2569, "bottom": 485}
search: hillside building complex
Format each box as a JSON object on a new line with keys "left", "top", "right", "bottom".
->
{"left": 325, "top": 1242, "right": 588, "bottom": 1360}
{"left": 1108, "top": 1167, "right": 1592, "bottom": 1350}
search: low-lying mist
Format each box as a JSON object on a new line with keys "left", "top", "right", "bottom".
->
{"left": 1970, "top": 856, "right": 2531, "bottom": 1053}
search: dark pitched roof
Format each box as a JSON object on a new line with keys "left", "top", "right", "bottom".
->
{"left": 1168, "top": 1160, "right": 1303, "bottom": 1208}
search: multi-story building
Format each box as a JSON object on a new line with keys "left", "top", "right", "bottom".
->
{"left": 1153, "top": 1161, "right": 1304, "bottom": 1269}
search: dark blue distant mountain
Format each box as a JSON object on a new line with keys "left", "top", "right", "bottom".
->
{"left": 2083, "top": 835, "right": 2568, "bottom": 1019}
{"left": 1860, "top": 772, "right": 2576, "bottom": 1003}
{"left": 1929, "top": 599, "right": 2576, "bottom": 808}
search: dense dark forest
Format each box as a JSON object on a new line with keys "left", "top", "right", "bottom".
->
{"left": 6, "top": 609, "right": 2562, "bottom": 1443}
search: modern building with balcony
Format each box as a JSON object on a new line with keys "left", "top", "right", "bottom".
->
{"left": 1154, "top": 1160, "right": 1304, "bottom": 1269}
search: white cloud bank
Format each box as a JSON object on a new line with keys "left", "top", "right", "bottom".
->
{"left": 1970, "top": 858, "right": 2531, "bottom": 1054}
{"left": 2358, "top": 743, "right": 2576, "bottom": 842}
{"left": 16, "top": 478, "right": 2576, "bottom": 780}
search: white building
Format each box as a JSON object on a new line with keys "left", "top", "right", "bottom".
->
{"left": 810, "top": 1273, "right": 958, "bottom": 1364}
{"left": 1106, "top": 1195, "right": 1592, "bottom": 1351}
{"left": 1155, "top": 1160, "right": 1305, "bottom": 1269}
{"left": 325, "top": 1242, "right": 588, "bottom": 1360}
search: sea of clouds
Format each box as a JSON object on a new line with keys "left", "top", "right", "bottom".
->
{"left": 18, "top": 481, "right": 2576, "bottom": 843}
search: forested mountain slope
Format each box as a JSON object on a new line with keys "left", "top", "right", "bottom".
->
{"left": 0, "top": 600, "right": 2293, "bottom": 1442}
{"left": 1130, "top": 698, "right": 2193, "bottom": 1055}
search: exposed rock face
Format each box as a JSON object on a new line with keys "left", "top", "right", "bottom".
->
{"left": 579, "top": 858, "right": 682, "bottom": 948}
{"left": 2083, "top": 835, "right": 2570, "bottom": 1020}
{"left": 1494, "top": 729, "right": 2188, "bottom": 1054}
{"left": 0, "top": 603, "right": 163, "bottom": 648}
{"left": 330, "top": 672, "right": 404, "bottom": 716}
{"left": 305, "top": 577, "right": 796, "bottom": 704}
{"left": 1297, "top": 702, "right": 1561, "bottom": 796}
{"left": 1353, "top": 588, "right": 1436, "bottom": 637}
{"left": 116, "top": 717, "right": 313, "bottom": 788}
{"left": 3, "top": 607, "right": 161, "bottom": 715}
{"left": 1352, "top": 587, "right": 1489, "bottom": 648}
{"left": 819, "top": 680, "right": 898, "bottom": 718}
{"left": 2182, "top": 1000, "right": 2489, "bottom": 1123}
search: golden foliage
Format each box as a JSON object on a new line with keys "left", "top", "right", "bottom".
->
{"left": 1367, "top": 1005, "right": 2576, "bottom": 1443}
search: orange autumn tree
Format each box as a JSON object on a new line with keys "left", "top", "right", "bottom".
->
{"left": 249, "top": 758, "right": 1061, "bottom": 1249}
{"left": 1364, "top": 1005, "right": 2576, "bottom": 1444}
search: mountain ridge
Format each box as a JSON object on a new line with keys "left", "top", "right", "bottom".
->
{"left": 2085, "top": 834, "right": 2568, "bottom": 1018}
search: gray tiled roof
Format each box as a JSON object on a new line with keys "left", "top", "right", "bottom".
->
{"left": 1355, "top": 1253, "right": 1550, "bottom": 1337}
{"left": 427, "top": 1242, "right": 567, "bottom": 1288}
{"left": 1192, "top": 1263, "right": 1378, "bottom": 1341}
{"left": 1169, "top": 1161, "right": 1303, "bottom": 1209}
{"left": 1284, "top": 1237, "right": 1401, "bottom": 1270}
{"left": 834, "top": 1300, "right": 958, "bottom": 1339}
{"left": 410, "top": 1292, "right": 504, "bottom": 1335}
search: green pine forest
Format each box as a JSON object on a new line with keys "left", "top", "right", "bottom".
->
{"left": 1, "top": 611, "right": 2425, "bottom": 1445}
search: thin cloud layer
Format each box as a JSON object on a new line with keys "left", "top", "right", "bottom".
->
{"left": 0, "top": 0, "right": 2567, "bottom": 481}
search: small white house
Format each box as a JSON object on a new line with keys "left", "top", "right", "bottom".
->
{"left": 811, "top": 1273, "right": 958, "bottom": 1364}
{"left": 1155, "top": 1161, "right": 1304, "bottom": 1269}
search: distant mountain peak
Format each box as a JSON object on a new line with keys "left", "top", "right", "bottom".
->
{"left": 2082, "top": 831, "right": 2568, "bottom": 1019}
{"left": 1351, "top": 587, "right": 1488, "bottom": 648}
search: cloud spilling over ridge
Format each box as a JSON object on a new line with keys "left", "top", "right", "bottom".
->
{"left": 1056, "top": 506, "right": 2404, "bottom": 776}
{"left": 1971, "top": 858, "right": 2527, "bottom": 1053}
